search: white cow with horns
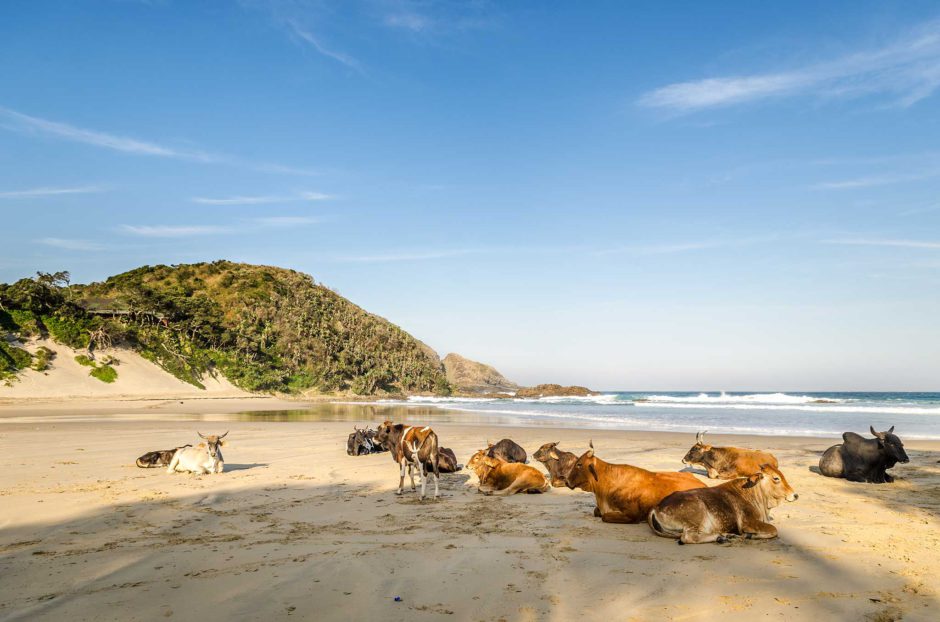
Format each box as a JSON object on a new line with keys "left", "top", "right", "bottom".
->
{"left": 166, "top": 432, "right": 228, "bottom": 474}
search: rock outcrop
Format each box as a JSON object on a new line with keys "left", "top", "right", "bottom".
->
{"left": 442, "top": 353, "right": 518, "bottom": 394}
{"left": 514, "top": 384, "right": 598, "bottom": 398}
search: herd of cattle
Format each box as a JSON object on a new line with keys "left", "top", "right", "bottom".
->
{"left": 131, "top": 422, "right": 911, "bottom": 545}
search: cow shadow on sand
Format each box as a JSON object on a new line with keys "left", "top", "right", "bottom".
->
{"left": 223, "top": 463, "right": 268, "bottom": 472}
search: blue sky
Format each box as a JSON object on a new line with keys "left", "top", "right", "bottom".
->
{"left": 2, "top": 1, "right": 939, "bottom": 390}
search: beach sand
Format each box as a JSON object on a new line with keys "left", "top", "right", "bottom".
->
{"left": 1, "top": 403, "right": 938, "bottom": 621}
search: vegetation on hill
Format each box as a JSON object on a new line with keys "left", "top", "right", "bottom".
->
{"left": 0, "top": 262, "right": 451, "bottom": 395}
{"left": 442, "top": 353, "right": 518, "bottom": 394}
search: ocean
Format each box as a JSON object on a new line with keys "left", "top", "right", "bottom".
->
{"left": 377, "top": 391, "right": 940, "bottom": 439}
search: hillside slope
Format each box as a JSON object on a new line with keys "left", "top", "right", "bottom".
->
{"left": 442, "top": 353, "right": 518, "bottom": 393}
{"left": 0, "top": 262, "right": 450, "bottom": 396}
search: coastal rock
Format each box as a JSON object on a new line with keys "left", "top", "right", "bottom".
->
{"left": 515, "top": 383, "right": 598, "bottom": 398}
{"left": 442, "top": 353, "right": 518, "bottom": 394}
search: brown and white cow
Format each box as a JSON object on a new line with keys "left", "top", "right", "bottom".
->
{"left": 467, "top": 450, "right": 549, "bottom": 495}
{"left": 533, "top": 442, "right": 577, "bottom": 487}
{"left": 682, "top": 431, "right": 780, "bottom": 479}
{"left": 648, "top": 463, "right": 798, "bottom": 544}
{"left": 375, "top": 421, "right": 441, "bottom": 499}
{"left": 564, "top": 441, "right": 705, "bottom": 523}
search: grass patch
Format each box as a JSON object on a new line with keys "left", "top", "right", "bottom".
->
{"left": 89, "top": 364, "right": 117, "bottom": 383}
{"left": 31, "top": 346, "right": 55, "bottom": 371}
{"left": 74, "top": 354, "right": 95, "bottom": 367}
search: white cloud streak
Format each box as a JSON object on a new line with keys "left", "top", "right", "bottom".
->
{"left": 639, "top": 19, "right": 940, "bottom": 111}
{"left": 824, "top": 238, "right": 940, "bottom": 250}
{"left": 119, "top": 225, "right": 234, "bottom": 238}
{"left": 285, "top": 19, "right": 362, "bottom": 71}
{"left": 37, "top": 237, "right": 106, "bottom": 251}
{"left": 813, "top": 169, "right": 940, "bottom": 189}
{"left": 191, "top": 192, "right": 332, "bottom": 205}
{"left": 0, "top": 185, "right": 105, "bottom": 199}
{"left": 0, "top": 106, "right": 319, "bottom": 176}
{"left": 249, "top": 216, "right": 319, "bottom": 226}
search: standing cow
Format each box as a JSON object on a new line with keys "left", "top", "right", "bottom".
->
{"left": 649, "top": 464, "right": 798, "bottom": 545}
{"left": 682, "top": 431, "right": 779, "bottom": 479}
{"left": 819, "top": 426, "right": 909, "bottom": 483}
{"left": 375, "top": 421, "right": 441, "bottom": 499}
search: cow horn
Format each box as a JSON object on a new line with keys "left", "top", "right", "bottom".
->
{"left": 586, "top": 440, "right": 594, "bottom": 458}
{"left": 695, "top": 431, "right": 703, "bottom": 443}
{"left": 888, "top": 425, "right": 894, "bottom": 434}
{"left": 197, "top": 431, "right": 207, "bottom": 439}
{"left": 220, "top": 431, "right": 229, "bottom": 439}
{"left": 870, "top": 426, "right": 884, "bottom": 439}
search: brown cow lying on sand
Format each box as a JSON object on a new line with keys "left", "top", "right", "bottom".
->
{"left": 565, "top": 441, "right": 705, "bottom": 523}
{"left": 467, "top": 450, "right": 549, "bottom": 495}
{"left": 649, "top": 463, "right": 798, "bottom": 544}
{"left": 682, "top": 431, "right": 779, "bottom": 479}
{"left": 375, "top": 421, "right": 441, "bottom": 499}
{"left": 533, "top": 442, "right": 577, "bottom": 487}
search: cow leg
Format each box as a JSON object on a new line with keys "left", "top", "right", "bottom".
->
{"left": 165, "top": 453, "right": 179, "bottom": 474}
{"left": 397, "top": 461, "right": 406, "bottom": 495}
{"left": 680, "top": 529, "right": 721, "bottom": 545}
{"left": 706, "top": 467, "right": 720, "bottom": 479}
{"left": 884, "top": 473, "right": 895, "bottom": 483}
{"left": 408, "top": 462, "right": 416, "bottom": 491}
{"left": 593, "top": 506, "right": 601, "bottom": 517}
{"left": 599, "top": 510, "right": 642, "bottom": 524}
{"left": 419, "top": 464, "right": 427, "bottom": 499}
{"left": 742, "top": 521, "right": 778, "bottom": 540}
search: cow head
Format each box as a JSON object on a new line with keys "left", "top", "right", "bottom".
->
{"left": 374, "top": 420, "right": 395, "bottom": 448}
{"left": 564, "top": 440, "right": 599, "bottom": 491}
{"left": 743, "top": 464, "right": 797, "bottom": 507}
{"left": 197, "top": 431, "right": 228, "bottom": 458}
{"left": 466, "top": 449, "right": 488, "bottom": 474}
{"left": 682, "top": 431, "right": 712, "bottom": 466}
{"left": 533, "top": 442, "right": 561, "bottom": 464}
{"left": 871, "top": 426, "right": 909, "bottom": 464}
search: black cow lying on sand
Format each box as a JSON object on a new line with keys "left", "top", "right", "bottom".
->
{"left": 486, "top": 438, "right": 527, "bottom": 463}
{"left": 136, "top": 445, "right": 191, "bottom": 468}
{"left": 346, "top": 427, "right": 386, "bottom": 456}
{"left": 436, "top": 447, "right": 462, "bottom": 473}
{"left": 819, "top": 426, "right": 909, "bottom": 483}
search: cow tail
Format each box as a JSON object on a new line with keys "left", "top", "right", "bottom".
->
{"left": 136, "top": 457, "right": 148, "bottom": 468}
{"left": 427, "top": 432, "right": 440, "bottom": 479}
{"left": 648, "top": 509, "right": 673, "bottom": 538}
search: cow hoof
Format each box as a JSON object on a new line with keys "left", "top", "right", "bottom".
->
{"left": 593, "top": 507, "right": 601, "bottom": 517}
{"left": 716, "top": 536, "right": 727, "bottom": 544}
{"left": 677, "top": 539, "right": 685, "bottom": 546}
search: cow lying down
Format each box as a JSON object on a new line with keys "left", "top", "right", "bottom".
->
{"left": 167, "top": 432, "right": 227, "bottom": 475}
{"left": 136, "top": 445, "right": 191, "bottom": 468}
{"left": 682, "top": 431, "right": 779, "bottom": 479}
{"left": 468, "top": 450, "right": 549, "bottom": 495}
{"left": 347, "top": 426, "right": 386, "bottom": 456}
{"left": 649, "top": 464, "right": 797, "bottom": 545}
{"left": 819, "top": 426, "right": 909, "bottom": 484}
{"left": 533, "top": 442, "right": 577, "bottom": 487}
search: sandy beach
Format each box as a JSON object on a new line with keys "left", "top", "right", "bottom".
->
{"left": 1, "top": 400, "right": 938, "bottom": 621}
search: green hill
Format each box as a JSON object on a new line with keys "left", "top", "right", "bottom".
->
{"left": 0, "top": 262, "right": 450, "bottom": 395}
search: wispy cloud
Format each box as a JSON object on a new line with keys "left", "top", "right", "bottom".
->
{"left": 336, "top": 248, "right": 482, "bottom": 263}
{"left": 37, "top": 237, "right": 106, "bottom": 251}
{"left": 249, "top": 215, "right": 319, "bottom": 226}
{"left": 814, "top": 168, "right": 940, "bottom": 189}
{"left": 119, "top": 224, "right": 233, "bottom": 238}
{"left": 0, "top": 106, "right": 319, "bottom": 176}
{"left": 191, "top": 191, "right": 332, "bottom": 205}
{"left": 639, "top": 18, "right": 940, "bottom": 111}
{"left": 824, "top": 238, "right": 940, "bottom": 250}
{"left": 594, "top": 239, "right": 754, "bottom": 256}
{"left": 285, "top": 19, "right": 362, "bottom": 71}
{"left": 0, "top": 185, "right": 105, "bottom": 199}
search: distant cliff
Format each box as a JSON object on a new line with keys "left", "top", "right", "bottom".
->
{"left": 443, "top": 353, "right": 518, "bottom": 394}
{"left": 514, "top": 384, "right": 598, "bottom": 398}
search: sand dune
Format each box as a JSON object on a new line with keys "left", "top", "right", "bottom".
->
{"left": 0, "top": 413, "right": 938, "bottom": 621}
{"left": 1, "top": 339, "right": 245, "bottom": 399}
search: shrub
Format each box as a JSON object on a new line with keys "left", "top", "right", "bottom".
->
{"left": 89, "top": 364, "right": 118, "bottom": 383}
{"left": 74, "top": 354, "right": 95, "bottom": 367}
{"left": 31, "top": 346, "right": 55, "bottom": 371}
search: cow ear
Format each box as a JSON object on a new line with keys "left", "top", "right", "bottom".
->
{"left": 588, "top": 463, "right": 599, "bottom": 481}
{"left": 548, "top": 450, "right": 560, "bottom": 460}
{"left": 743, "top": 472, "right": 763, "bottom": 488}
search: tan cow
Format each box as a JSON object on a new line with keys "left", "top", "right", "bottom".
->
{"left": 649, "top": 463, "right": 798, "bottom": 544}
{"left": 564, "top": 441, "right": 705, "bottom": 523}
{"left": 682, "top": 431, "right": 779, "bottom": 479}
{"left": 467, "top": 450, "right": 549, "bottom": 495}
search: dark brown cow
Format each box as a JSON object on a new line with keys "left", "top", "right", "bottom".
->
{"left": 565, "top": 441, "right": 705, "bottom": 523}
{"left": 533, "top": 442, "right": 577, "bottom": 487}
{"left": 375, "top": 421, "right": 441, "bottom": 499}
{"left": 649, "top": 464, "right": 798, "bottom": 544}
{"left": 682, "top": 431, "right": 779, "bottom": 479}
{"left": 467, "top": 450, "right": 549, "bottom": 495}
{"left": 436, "top": 447, "right": 462, "bottom": 473}
{"left": 485, "top": 438, "right": 527, "bottom": 463}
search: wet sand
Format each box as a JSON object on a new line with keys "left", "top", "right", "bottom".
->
{"left": 0, "top": 406, "right": 938, "bottom": 621}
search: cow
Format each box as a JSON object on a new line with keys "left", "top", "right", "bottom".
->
{"left": 533, "top": 442, "right": 578, "bottom": 487}
{"left": 682, "top": 431, "right": 780, "bottom": 479}
{"left": 436, "top": 447, "right": 462, "bottom": 473}
{"left": 648, "top": 463, "right": 798, "bottom": 545}
{"left": 819, "top": 426, "right": 909, "bottom": 483}
{"left": 564, "top": 441, "right": 705, "bottom": 523}
{"left": 136, "top": 444, "right": 191, "bottom": 468}
{"left": 485, "top": 438, "right": 527, "bottom": 464}
{"left": 346, "top": 426, "right": 385, "bottom": 456}
{"left": 467, "top": 450, "right": 549, "bottom": 495}
{"left": 166, "top": 432, "right": 227, "bottom": 474}
{"left": 374, "top": 421, "right": 441, "bottom": 499}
